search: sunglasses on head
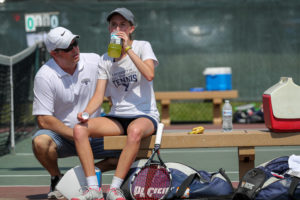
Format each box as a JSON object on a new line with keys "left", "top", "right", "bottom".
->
{"left": 55, "top": 39, "right": 78, "bottom": 52}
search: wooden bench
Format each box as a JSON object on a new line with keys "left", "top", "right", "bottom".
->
{"left": 104, "top": 130, "right": 300, "bottom": 180}
{"left": 155, "top": 90, "right": 238, "bottom": 126}
{"left": 104, "top": 90, "right": 238, "bottom": 126}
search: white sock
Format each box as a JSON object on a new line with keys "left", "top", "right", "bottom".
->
{"left": 87, "top": 176, "right": 99, "bottom": 190}
{"left": 110, "top": 176, "right": 124, "bottom": 189}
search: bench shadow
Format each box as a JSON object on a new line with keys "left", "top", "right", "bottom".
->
{"left": 258, "top": 129, "right": 300, "bottom": 139}
{"left": 269, "top": 132, "right": 300, "bottom": 138}
{"left": 138, "top": 136, "right": 152, "bottom": 157}
{"left": 259, "top": 129, "right": 300, "bottom": 138}
{"left": 140, "top": 136, "right": 152, "bottom": 147}
{"left": 26, "top": 194, "right": 48, "bottom": 200}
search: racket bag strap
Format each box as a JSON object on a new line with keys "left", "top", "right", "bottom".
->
{"left": 288, "top": 176, "right": 300, "bottom": 200}
{"left": 175, "top": 173, "right": 207, "bottom": 199}
{"left": 175, "top": 173, "right": 197, "bottom": 199}
{"left": 218, "top": 168, "right": 234, "bottom": 192}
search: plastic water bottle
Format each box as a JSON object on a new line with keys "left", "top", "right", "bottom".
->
{"left": 108, "top": 31, "right": 122, "bottom": 58}
{"left": 95, "top": 167, "right": 102, "bottom": 187}
{"left": 100, "top": 107, "right": 106, "bottom": 117}
{"left": 222, "top": 100, "right": 233, "bottom": 132}
{"left": 82, "top": 112, "right": 89, "bottom": 120}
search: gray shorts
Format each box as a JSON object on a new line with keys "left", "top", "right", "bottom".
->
{"left": 32, "top": 129, "right": 120, "bottom": 159}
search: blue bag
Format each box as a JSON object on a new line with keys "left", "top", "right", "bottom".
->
{"left": 121, "top": 159, "right": 234, "bottom": 199}
{"left": 172, "top": 167, "right": 234, "bottom": 199}
{"left": 233, "top": 156, "right": 300, "bottom": 200}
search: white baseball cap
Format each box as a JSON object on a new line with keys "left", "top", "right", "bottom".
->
{"left": 44, "top": 27, "right": 79, "bottom": 53}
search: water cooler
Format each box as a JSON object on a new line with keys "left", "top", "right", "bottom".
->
{"left": 263, "top": 77, "right": 300, "bottom": 132}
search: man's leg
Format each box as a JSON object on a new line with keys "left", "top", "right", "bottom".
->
{"left": 32, "top": 134, "right": 61, "bottom": 176}
{"left": 32, "top": 130, "right": 69, "bottom": 199}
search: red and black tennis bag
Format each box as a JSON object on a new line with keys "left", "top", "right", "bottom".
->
{"left": 121, "top": 159, "right": 234, "bottom": 199}
{"left": 233, "top": 156, "right": 300, "bottom": 200}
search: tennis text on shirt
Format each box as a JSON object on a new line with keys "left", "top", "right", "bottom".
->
{"left": 112, "top": 69, "right": 137, "bottom": 91}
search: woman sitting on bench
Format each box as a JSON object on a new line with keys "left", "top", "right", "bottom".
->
{"left": 71, "top": 7, "right": 160, "bottom": 200}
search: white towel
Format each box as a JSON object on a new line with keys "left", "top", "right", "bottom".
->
{"left": 288, "top": 154, "right": 300, "bottom": 172}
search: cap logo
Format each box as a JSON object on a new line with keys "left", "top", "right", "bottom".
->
{"left": 61, "top": 31, "right": 65, "bottom": 36}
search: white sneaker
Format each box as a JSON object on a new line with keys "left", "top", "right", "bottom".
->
{"left": 48, "top": 189, "right": 64, "bottom": 199}
{"left": 106, "top": 188, "right": 126, "bottom": 200}
{"left": 71, "top": 187, "right": 104, "bottom": 200}
{"left": 48, "top": 175, "right": 64, "bottom": 199}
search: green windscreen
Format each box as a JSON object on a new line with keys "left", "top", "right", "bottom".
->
{"left": 1, "top": 0, "right": 300, "bottom": 101}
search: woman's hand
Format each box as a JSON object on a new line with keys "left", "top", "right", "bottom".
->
{"left": 116, "top": 31, "right": 130, "bottom": 50}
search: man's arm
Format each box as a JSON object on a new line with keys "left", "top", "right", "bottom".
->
{"left": 81, "top": 79, "right": 107, "bottom": 117}
{"left": 36, "top": 115, "right": 73, "bottom": 140}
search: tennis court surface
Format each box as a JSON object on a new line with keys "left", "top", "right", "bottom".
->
{"left": 1, "top": 123, "right": 300, "bottom": 200}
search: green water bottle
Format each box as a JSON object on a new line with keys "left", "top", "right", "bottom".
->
{"left": 108, "top": 31, "right": 122, "bottom": 58}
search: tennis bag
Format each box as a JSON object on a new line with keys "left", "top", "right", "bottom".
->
{"left": 233, "top": 156, "right": 300, "bottom": 200}
{"left": 121, "top": 159, "right": 234, "bottom": 199}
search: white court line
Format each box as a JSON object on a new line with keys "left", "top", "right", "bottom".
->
{"left": 0, "top": 173, "right": 116, "bottom": 178}
{"left": 0, "top": 175, "right": 48, "bottom": 177}
{"left": 15, "top": 153, "right": 33, "bottom": 156}
{"left": 0, "top": 185, "right": 49, "bottom": 187}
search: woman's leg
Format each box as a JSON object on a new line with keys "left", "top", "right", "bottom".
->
{"left": 114, "top": 117, "right": 155, "bottom": 179}
{"left": 106, "top": 117, "right": 155, "bottom": 200}
{"left": 72, "top": 117, "right": 124, "bottom": 199}
{"left": 73, "top": 117, "right": 123, "bottom": 178}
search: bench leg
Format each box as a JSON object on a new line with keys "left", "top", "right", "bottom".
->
{"left": 238, "top": 146, "right": 255, "bottom": 181}
{"left": 161, "top": 100, "right": 171, "bottom": 126}
{"left": 213, "top": 98, "right": 222, "bottom": 125}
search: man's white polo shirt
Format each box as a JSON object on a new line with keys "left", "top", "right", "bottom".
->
{"left": 33, "top": 53, "right": 101, "bottom": 128}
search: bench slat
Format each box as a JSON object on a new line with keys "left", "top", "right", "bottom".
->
{"left": 104, "top": 130, "right": 300, "bottom": 150}
{"left": 155, "top": 90, "right": 238, "bottom": 100}
{"left": 104, "top": 90, "right": 238, "bottom": 101}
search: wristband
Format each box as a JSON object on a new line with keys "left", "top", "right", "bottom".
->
{"left": 125, "top": 46, "right": 132, "bottom": 52}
